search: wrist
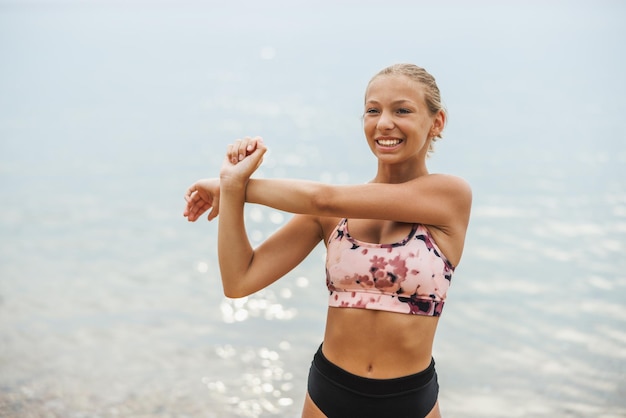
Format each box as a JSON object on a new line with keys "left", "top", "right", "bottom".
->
{"left": 219, "top": 174, "right": 248, "bottom": 193}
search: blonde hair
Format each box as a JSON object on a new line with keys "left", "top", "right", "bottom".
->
{"left": 367, "top": 63, "right": 447, "bottom": 154}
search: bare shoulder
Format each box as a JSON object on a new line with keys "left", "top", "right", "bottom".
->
{"left": 418, "top": 175, "right": 472, "bottom": 265}
{"left": 422, "top": 173, "right": 471, "bottom": 190}
{"left": 412, "top": 174, "right": 472, "bottom": 237}
{"left": 415, "top": 174, "right": 472, "bottom": 204}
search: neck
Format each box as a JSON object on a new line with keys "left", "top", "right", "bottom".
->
{"left": 373, "top": 160, "right": 429, "bottom": 184}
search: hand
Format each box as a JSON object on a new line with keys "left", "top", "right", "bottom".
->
{"left": 183, "top": 178, "right": 220, "bottom": 222}
{"left": 220, "top": 136, "right": 267, "bottom": 188}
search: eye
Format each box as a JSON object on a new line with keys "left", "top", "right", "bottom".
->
{"left": 397, "top": 108, "right": 412, "bottom": 114}
{"left": 365, "top": 108, "right": 380, "bottom": 115}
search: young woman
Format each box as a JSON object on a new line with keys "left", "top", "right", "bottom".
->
{"left": 184, "top": 63, "right": 472, "bottom": 418}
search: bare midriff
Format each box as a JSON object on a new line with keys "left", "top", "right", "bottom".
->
{"left": 321, "top": 306, "right": 439, "bottom": 379}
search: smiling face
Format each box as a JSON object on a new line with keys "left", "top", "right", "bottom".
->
{"left": 363, "top": 74, "right": 444, "bottom": 171}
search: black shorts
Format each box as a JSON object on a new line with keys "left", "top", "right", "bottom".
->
{"left": 307, "top": 344, "right": 439, "bottom": 418}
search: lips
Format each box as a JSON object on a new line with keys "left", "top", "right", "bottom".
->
{"left": 376, "top": 138, "right": 403, "bottom": 147}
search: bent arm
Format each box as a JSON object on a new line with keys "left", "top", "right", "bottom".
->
{"left": 218, "top": 179, "right": 323, "bottom": 298}
{"left": 245, "top": 174, "right": 472, "bottom": 231}
{"left": 216, "top": 137, "right": 326, "bottom": 298}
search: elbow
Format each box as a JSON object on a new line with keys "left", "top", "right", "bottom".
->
{"left": 218, "top": 255, "right": 257, "bottom": 299}
{"left": 222, "top": 283, "right": 250, "bottom": 299}
{"left": 220, "top": 273, "right": 245, "bottom": 299}
{"left": 223, "top": 289, "right": 245, "bottom": 299}
{"left": 221, "top": 271, "right": 255, "bottom": 299}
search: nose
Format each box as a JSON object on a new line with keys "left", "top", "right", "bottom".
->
{"left": 377, "top": 110, "right": 394, "bottom": 131}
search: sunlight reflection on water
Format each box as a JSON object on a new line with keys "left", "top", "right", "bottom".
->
{"left": 203, "top": 345, "right": 296, "bottom": 417}
{"left": 220, "top": 291, "right": 298, "bottom": 323}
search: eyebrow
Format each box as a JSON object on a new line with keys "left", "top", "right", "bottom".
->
{"left": 365, "top": 99, "right": 416, "bottom": 106}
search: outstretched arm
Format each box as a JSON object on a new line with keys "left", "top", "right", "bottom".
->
{"left": 244, "top": 175, "right": 472, "bottom": 234}
{"left": 184, "top": 139, "right": 470, "bottom": 232}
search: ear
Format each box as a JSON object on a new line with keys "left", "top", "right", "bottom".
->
{"left": 431, "top": 110, "right": 446, "bottom": 137}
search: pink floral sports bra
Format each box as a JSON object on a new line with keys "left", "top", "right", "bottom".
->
{"left": 325, "top": 218, "right": 454, "bottom": 316}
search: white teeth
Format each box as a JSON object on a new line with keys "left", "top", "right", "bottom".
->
{"left": 377, "top": 139, "right": 402, "bottom": 147}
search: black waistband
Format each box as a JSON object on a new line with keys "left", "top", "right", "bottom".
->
{"left": 312, "top": 344, "right": 436, "bottom": 398}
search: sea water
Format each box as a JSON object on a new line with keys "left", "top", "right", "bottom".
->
{"left": 0, "top": 2, "right": 625, "bottom": 417}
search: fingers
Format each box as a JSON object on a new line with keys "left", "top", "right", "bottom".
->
{"left": 186, "top": 200, "right": 211, "bottom": 222}
{"left": 227, "top": 136, "right": 264, "bottom": 164}
{"left": 183, "top": 187, "right": 211, "bottom": 221}
{"left": 184, "top": 184, "right": 197, "bottom": 202}
{"left": 207, "top": 193, "right": 220, "bottom": 221}
{"left": 183, "top": 188, "right": 196, "bottom": 217}
{"left": 183, "top": 188, "right": 200, "bottom": 208}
